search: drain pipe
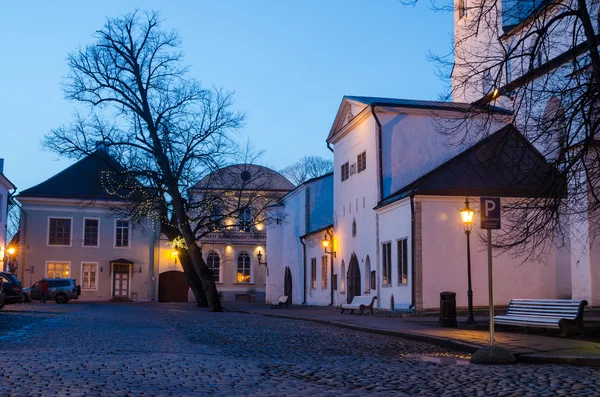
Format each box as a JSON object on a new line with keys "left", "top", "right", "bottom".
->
{"left": 409, "top": 193, "right": 417, "bottom": 311}
{"left": 370, "top": 105, "right": 384, "bottom": 200}
{"left": 299, "top": 236, "right": 307, "bottom": 305}
{"left": 326, "top": 141, "right": 334, "bottom": 153}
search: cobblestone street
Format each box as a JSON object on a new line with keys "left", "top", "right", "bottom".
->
{"left": 1, "top": 303, "right": 599, "bottom": 396}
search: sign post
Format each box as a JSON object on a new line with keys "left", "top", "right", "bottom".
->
{"left": 480, "top": 197, "right": 501, "bottom": 346}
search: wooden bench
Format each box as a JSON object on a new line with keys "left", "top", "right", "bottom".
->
{"left": 270, "top": 296, "right": 290, "bottom": 309}
{"left": 494, "top": 299, "right": 588, "bottom": 337}
{"left": 340, "top": 296, "right": 377, "bottom": 315}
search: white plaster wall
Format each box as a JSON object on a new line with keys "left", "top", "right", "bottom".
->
{"left": 305, "top": 234, "right": 332, "bottom": 306}
{"left": 332, "top": 114, "right": 379, "bottom": 307}
{"left": 0, "top": 178, "right": 10, "bottom": 270}
{"left": 419, "top": 196, "right": 570, "bottom": 310}
{"left": 376, "top": 199, "right": 412, "bottom": 309}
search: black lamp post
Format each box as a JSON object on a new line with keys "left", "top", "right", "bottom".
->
{"left": 460, "top": 198, "right": 476, "bottom": 324}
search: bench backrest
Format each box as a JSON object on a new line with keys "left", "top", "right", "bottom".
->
{"left": 278, "top": 296, "right": 289, "bottom": 303}
{"left": 350, "top": 296, "right": 376, "bottom": 306}
{"left": 506, "top": 299, "right": 586, "bottom": 320}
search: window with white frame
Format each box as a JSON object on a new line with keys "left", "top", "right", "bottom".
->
{"left": 115, "top": 220, "right": 130, "bottom": 247}
{"left": 48, "top": 218, "right": 71, "bottom": 246}
{"left": 341, "top": 162, "right": 349, "bottom": 182}
{"left": 239, "top": 208, "right": 253, "bottom": 232}
{"left": 397, "top": 238, "right": 408, "bottom": 284}
{"left": 207, "top": 252, "right": 220, "bottom": 283}
{"left": 236, "top": 252, "right": 251, "bottom": 283}
{"left": 382, "top": 242, "right": 392, "bottom": 285}
{"left": 321, "top": 256, "right": 328, "bottom": 289}
{"left": 83, "top": 218, "right": 99, "bottom": 247}
{"left": 82, "top": 263, "right": 98, "bottom": 290}
{"left": 311, "top": 258, "right": 317, "bottom": 289}
{"left": 47, "top": 262, "right": 70, "bottom": 279}
{"left": 357, "top": 151, "right": 366, "bottom": 173}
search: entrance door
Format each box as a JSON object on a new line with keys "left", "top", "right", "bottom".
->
{"left": 284, "top": 267, "right": 292, "bottom": 305}
{"left": 158, "top": 271, "right": 189, "bottom": 302}
{"left": 113, "top": 264, "right": 130, "bottom": 298}
{"left": 347, "top": 254, "right": 361, "bottom": 303}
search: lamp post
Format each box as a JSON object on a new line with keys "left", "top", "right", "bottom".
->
{"left": 257, "top": 250, "right": 268, "bottom": 266}
{"left": 460, "top": 198, "right": 476, "bottom": 324}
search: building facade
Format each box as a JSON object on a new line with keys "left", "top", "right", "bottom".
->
{"left": 0, "top": 158, "right": 16, "bottom": 272}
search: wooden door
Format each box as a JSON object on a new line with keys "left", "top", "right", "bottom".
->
{"left": 113, "top": 264, "right": 130, "bottom": 298}
{"left": 284, "top": 267, "right": 292, "bottom": 305}
{"left": 347, "top": 254, "right": 361, "bottom": 303}
{"left": 158, "top": 271, "right": 189, "bottom": 302}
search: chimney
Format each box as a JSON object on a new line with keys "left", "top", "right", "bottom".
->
{"left": 0, "top": 158, "right": 4, "bottom": 174}
{"left": 95, "top": 140, "right": 109, "bottom": 154}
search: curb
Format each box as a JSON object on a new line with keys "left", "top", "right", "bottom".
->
{"left": 226, "top": 308, "right": 600, "bottom": 367}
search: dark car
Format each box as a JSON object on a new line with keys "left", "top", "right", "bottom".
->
{"left": 0, "top": 272, "right": 24, "bottom": 305}
{"left": 24, "top": 279, "right": 81, "bottom": 303}
{"left": 0, "top": 277, "right": 5, "bottom": 309}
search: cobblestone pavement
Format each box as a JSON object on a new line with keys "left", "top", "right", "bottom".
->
{"left": 1, "top": 303, "right": 600, "bottom": 396}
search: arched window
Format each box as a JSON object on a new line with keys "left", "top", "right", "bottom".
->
{"left": 239, "top": 208, "right": 253, "bottom": 232}
{"left": 364, "top": 255, "right": 371, "bottom": 293}
{"left": 206, "top": 252, "right": 220, "bottom": 283}
{"left": 340, "top": 260, "right": 346, "bottom": 294}
{"left": 352, "top": 219, "right": 357, "bottom": 238}
{"left": 236, "top": 252, "right": 251, "bottom": 283}
{"left": 542, "top": 97, "right": 567, "bottom": 162}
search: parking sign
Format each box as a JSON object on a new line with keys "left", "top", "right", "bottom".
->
{"left": 480, "top": 197, "right": 501, "bottom": 229}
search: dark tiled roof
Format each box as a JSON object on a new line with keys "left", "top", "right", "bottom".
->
{"left": 344, "top": 96, "right": 512, "bottom": 115}
{"left": 377, "top": 124, "right": 562, "bottom": 208}
{"left": 194, "top": 164, "right": 294, "bottom": 192}
{"left": 18, "top": 151, "right": 133, "bottom": 201}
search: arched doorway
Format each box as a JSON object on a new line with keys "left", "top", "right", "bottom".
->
{"left": 284, "top": 266, "right": 292, "bottom": 305}
{"left": 158, "top": 271, "right": 189, "bottom": 302}
{"left": 346, "top": 254, "right": 361, "bottom": 303}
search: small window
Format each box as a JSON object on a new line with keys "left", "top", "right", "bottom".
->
{"left": 357, "top": 152, "right": 366, "bottom": 173}
{"left": 352, "top": 219, "right": 357, "bottom": 238}
{"left": 311, "top": 258, "right": 317, "bottom": 289}
{"left": 48, "top": 218, "right": 71, "bottom": 246}
{"left": 321, "top": 256, "right": 328, "bottom": 289}
{"left": 341, "top": 162, "right": 349, "bottom": 182}
{"left": 207, "top": 252, "right": 221, "bottom": 283}
{"left": 47, "top": 262, "right": 70, "bottom": 279}
{"left": 82, "top": 263, "right": 98, "bottom": 290}
{"left": 397, "top": 239, "right": 409, "bottom": 284}
{"left": 458, "top": 0, "right": 466, "bottom": 19}
{"left": 115, "top": 220, "right": 130, "bottom": 247}
{"left": 382, "top": 242, "right": 392, "bottom": 285}
{"left": 211, "top": 207, "right": 223, "bottom": 230}
{"left": 236, "top": 252, "right": 251, "bottom": 283}
{"left": 83, "top": 219, "right": 99, "bottom": 247}
{"left": 370, "top": 271, "right": 376, "bottom": 290}
{"left": 239, "top": 208, "right": 253, "bottom": 232}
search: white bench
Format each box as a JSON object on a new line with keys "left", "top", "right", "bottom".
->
{"left": 270, "top": 296, "right": 290, "bottom": 309}
{"left": 340, "top": 296, "right": 377, "bottom": 315}
{"left": 494, "top": 299, "right": 588, "bottom": 337}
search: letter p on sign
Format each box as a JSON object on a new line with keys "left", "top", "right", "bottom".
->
{"left": 480, "top": 197, "right": 501, "bottom": 229}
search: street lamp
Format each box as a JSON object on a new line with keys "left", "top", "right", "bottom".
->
{"left": 460, "top": 198, "right": 476, "bottom": 324}
{"left": 321, "top": 235, "right": 336, "bottom": 258}
{"left": 257, "top": 250, "right": 268, "bottom": 266}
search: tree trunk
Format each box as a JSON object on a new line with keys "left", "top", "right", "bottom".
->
{"left": 179, "top": 250, "right": 209, "bottom": 307}
{"left": 187, "top": 242, "right": 223, "bottom": 312}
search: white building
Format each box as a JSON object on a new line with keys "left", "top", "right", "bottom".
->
{"left": 0, "top": 158, "right": 16, "bottom": 272}
{"left": 265, "top": 173, "right": 333, "bottom": 306}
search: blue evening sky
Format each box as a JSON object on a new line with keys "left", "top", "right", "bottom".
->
{"left": 0, "top": 0, "right": 452, "bottom": 192}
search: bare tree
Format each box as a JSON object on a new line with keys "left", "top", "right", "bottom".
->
{"left": 43, "top": 11, "right": 252, "bottom": 311}
{"left": 401, "top": 0, "right": 600, "bottom": 260}
{"left": 279, "top": 156, "right": 333, "bottom": 186}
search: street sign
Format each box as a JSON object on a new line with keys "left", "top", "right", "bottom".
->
{"left": 480, "top": 197, "right": 501, "bottom": 229}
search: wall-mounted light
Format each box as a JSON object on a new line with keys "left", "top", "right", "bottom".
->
{"left": 322, "top": 234, "right": 336, "bottom": 258}
{"left": 257, "top": 250, "right": 268, "bottom": 267}
{"left": 173, "top": 250, "right": 179, "bottom": 264}
{"left": 7, "top": 247, "right": 16, "bottom": 256}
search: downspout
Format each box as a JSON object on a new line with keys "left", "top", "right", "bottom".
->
{"left": 409, "top": 193, "right": 417, "bottom": 311}
{"left": 370, "top": 105, "right": 384, "bottom": 200}
{"left": 299, "top": 236, "right": 307, "bottom": 305}
{"left": 326, "top": 141, "right": 334, "bottom": 153}
{"left": 328, "top": 228, "right": 334, "bottom": 306}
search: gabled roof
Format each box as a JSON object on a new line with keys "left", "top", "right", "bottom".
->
{"left": 328, "top": 96, "right": 512, "bottom": 142}
{"left": 18, "top": 150, "right": 133, "bottom": 201}
{"left": 376, "top": 124, "right": 562, "bottom": 208}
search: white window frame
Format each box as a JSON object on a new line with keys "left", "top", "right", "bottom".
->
{"left": 45, "top": 261, "right": 71, "bottom": 279}
{"left": 206, "top": 251, "right": 222, "bottom": 284}
{"left": 397, "top": 238, "right": 409, "bottom": 285}
{"left": 382, "top": 241, "right": 392, "bottom": 285}
{"left": 310, "top": 257, "right": 317, "bottom": 289}
{"left": 47, "top": 217, "right": 73, "bottom": 247}
{"left": 235, "top": 251, "right": 252, "bottom": 284}
{"left": 82, "top": 217, "right": 101, "bottom": 248}
{"left": 114, "top": 219, "right": 131, "bottom": 248}
{"left": 81, "top": 262, "right": 99, "bottom": 291}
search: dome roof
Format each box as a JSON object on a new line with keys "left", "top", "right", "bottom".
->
{"left": 194, "top": 164, "right": 294, "bottom": 192}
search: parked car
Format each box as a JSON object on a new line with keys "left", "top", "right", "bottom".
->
{"left": 24, "top": 279, "right": 81, "bottom": 304}
{"left": 0, "top": 272, "right": 24, "bottom": 305}
{"left": 0, "top": 277, "right": 5, "bottom": 309}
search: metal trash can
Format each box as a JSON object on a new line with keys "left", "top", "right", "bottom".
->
{"left": 439, "top": 291, "right": 457, "bottom": 327}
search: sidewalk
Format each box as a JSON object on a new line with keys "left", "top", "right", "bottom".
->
{"left": 224, "top": 303, "right": 600, "bottom": 366}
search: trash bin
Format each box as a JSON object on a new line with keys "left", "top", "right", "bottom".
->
{"left": 439, "top": 291, "right": 457, "bottom": 327}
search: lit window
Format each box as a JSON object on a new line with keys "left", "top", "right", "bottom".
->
{"left": 115, "top": 220, "right": 130, "bottom": 247}
{"left": 83, "top": 219, "right": 99, "bottom": 247}
{"left": 311, "top": 258, "right": 317, "bottom": 289}
{"left": 236, "top": 253, "right": 251, "bottom": 283}
{"left": 82, "top": 263, "right": 98, "bottom": 289}
{"left": 207, "top": 252, "right": 220, "bottom": 283}
{"left": 321, "top": 256, "right": 328, "bottom": 289}
{"left": 47, "top": 262, "right": 70, "bottom": 279}
{"left": 397, "top": 239, "right": 409, "bottom": 284}
{"left": 48, "top": 218, "right": 71, "bottom": 246}
{"left": 382, "top": 242, "right": 392, "bottom": 285}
